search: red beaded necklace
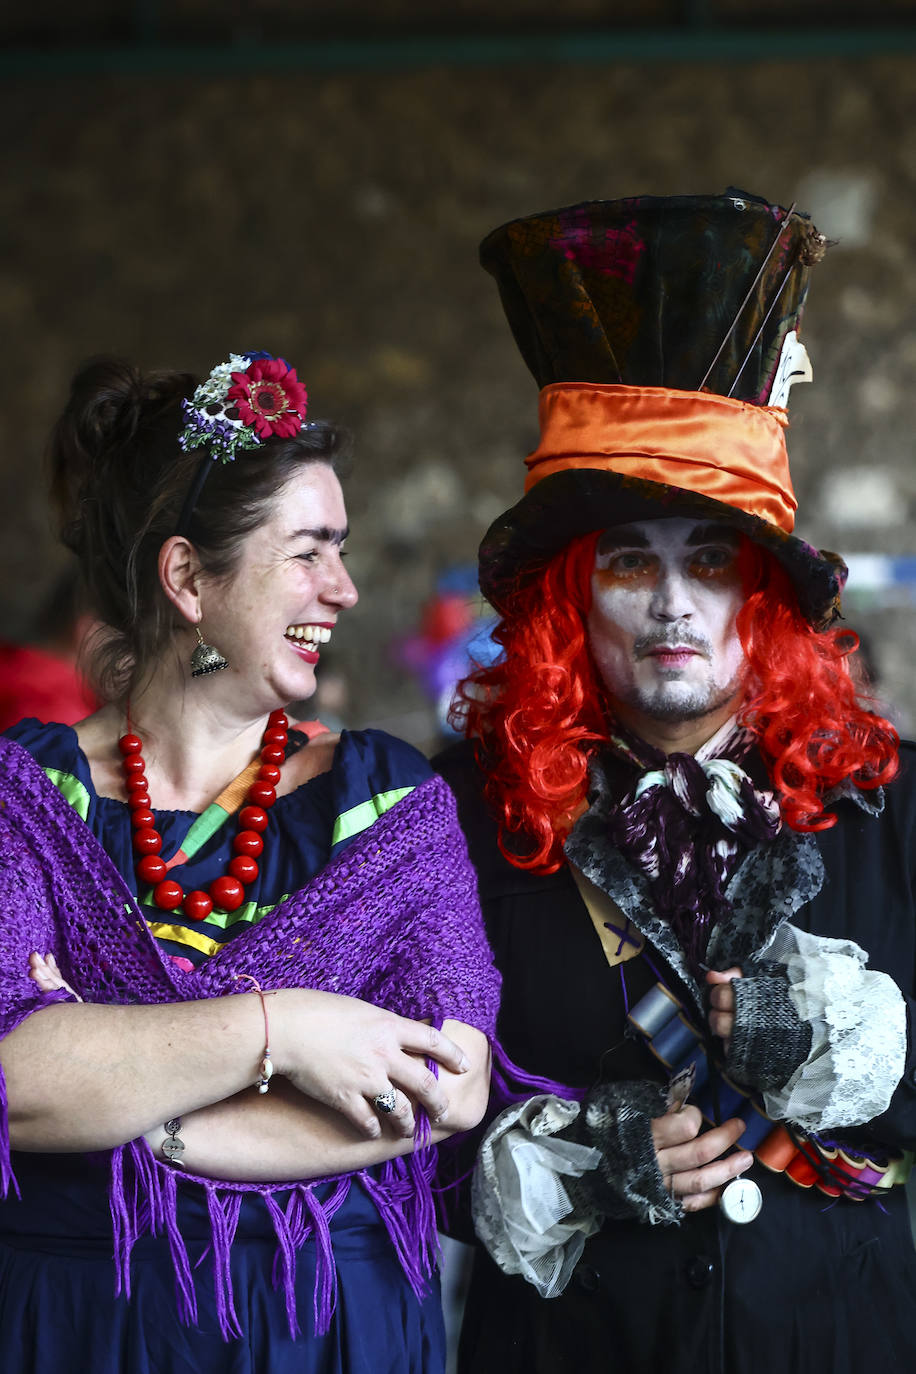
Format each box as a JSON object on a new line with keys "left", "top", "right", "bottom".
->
{"left": 119, "top": 709, "right": 289, "bottom": 922}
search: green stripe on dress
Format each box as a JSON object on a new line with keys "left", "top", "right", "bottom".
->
{"left": 175, "top": 802, "right": 234, "bottom": 862}
{"left": 43, "top": 767, "right": 91, "bottom": 821}
{"left": 330, "top": 786, "right": 414, "bottom": 847}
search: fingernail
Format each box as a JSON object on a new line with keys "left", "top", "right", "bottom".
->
{"left": 458, "top": 1055, "right": 470, "bottom": 1072}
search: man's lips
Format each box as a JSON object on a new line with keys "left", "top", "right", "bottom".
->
{"left": 645, "top": 646, "right": 700, "bottom": 667}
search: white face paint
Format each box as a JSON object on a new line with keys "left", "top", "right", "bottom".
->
{"left": 587, "top": 517, "right": 747, "bottom": 749}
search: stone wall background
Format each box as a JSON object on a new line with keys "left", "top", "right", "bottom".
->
{"left": 2, "top": 50, "right": 916, "bottom": 746}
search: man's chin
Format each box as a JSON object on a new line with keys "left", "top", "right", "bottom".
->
{"left": 628, "top": 684, "right": 741, "bottom": 726}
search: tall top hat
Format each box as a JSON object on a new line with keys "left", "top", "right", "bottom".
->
{"left": 477, "top": 189, "right": 845, "bottom": 628}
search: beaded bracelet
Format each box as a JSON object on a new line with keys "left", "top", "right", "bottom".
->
{"left": 234, "top": 973, "right": 275, "bottom": 1093}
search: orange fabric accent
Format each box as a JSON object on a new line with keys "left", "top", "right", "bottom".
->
{"left": 524, "top": 383, "right": 797, "bottom": 534}
{"left": 755, "top": 1125, "right": 799, "bottom": 1172}
{"left": 291, "top": 719, "right": 331, "bottom": 740}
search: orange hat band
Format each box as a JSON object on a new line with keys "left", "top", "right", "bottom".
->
{"left": 524, "top": 383, "right": 797, "bottom": 534}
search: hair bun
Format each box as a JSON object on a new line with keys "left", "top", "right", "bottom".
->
{"left": 48, "top": 357, "right": 193, "bottom": 554}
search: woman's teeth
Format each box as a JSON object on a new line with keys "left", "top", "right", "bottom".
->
{"left": 285, "top": 625, "right": 332, "bottom": 644}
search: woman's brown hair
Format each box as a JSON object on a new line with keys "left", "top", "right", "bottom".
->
{"left": 49, "top": 356, "right": 349, "bottom": 702}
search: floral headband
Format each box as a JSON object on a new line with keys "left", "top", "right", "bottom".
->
{"left": 175, "top": 349, "right": 308, "bottom": 534}
{"left": 179, "top": 349, "right": 309, "bottom": 463}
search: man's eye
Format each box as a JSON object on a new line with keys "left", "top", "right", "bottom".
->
{"left": 297, "top": 550, "right": 319, "bottom": 564}
{"left": 610, "top": 552, "right": 650, "bottom": 574}
{"left": 691, "top": 547, "right": 736, "bottom": 574}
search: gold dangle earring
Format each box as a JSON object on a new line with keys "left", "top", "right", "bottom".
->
{"left": 190, "top": 626, "right": 229, "bottom": 678}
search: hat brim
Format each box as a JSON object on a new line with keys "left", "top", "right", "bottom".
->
{"left": 478, "top": 468, "right": 846, "bottom": 630}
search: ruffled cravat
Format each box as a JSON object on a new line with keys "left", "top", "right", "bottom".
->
{"left": 606, "top": 718, "right": 781, "bottom": 971}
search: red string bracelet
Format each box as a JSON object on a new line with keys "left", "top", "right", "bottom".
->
{"left": 234, "top": 973, "right": 275, "bottom": 1093}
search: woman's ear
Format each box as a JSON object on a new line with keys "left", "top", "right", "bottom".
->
{"left": 158, "top": 536, "right": 203, "bottom": 624}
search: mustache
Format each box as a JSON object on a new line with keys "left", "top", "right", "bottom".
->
{"left": 634, "top": 630, "right": 711, "bottom": 658}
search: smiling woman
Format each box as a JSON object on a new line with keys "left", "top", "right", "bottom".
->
{"left": 0, "top": 351, "right": 498, "bottom": 1374}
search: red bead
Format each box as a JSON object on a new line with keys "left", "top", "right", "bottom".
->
{"left": 133, "top": 827, "right": 163, "bottom": 855}
{"left": 183, "top": 890, "right": 213, "bottom": 921}
{"left": 153, "top": 879, "right": 184, "bottom": 910}
{"left": 229, "top": 854, "right": 259, "bottom": 883}
{"left": 136, "top": 854, "right": 167, "bottom": 883}
{"left": 233, "top": 829, "right": 264, "bottom": 858}
{"left": 238, "top": 805, "right": 269, "bottom": 832}
{"left": 209, "top": 876, "right": 244, "bottom": 911}
{"left": 124, "top": 716, "right": 281, "bottom": 928}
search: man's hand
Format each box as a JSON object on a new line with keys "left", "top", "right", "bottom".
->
{"left": 651, "top": 1105, "right": 752, "bottom": 1211}
{"left": 706, "top": 966, "right": 742, "bottom": 1047}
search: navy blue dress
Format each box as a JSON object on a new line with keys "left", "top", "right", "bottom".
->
{"left": 0, "top": 720, "right": 446, "bottom": 1374}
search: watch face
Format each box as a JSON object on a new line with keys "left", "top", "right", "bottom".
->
{"left": 719, "top": 1177, "right": 762, "bottom": 1224}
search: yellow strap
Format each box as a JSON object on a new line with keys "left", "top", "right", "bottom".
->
{"left": 568, "top": 862, "right": 645, "bottom": 968}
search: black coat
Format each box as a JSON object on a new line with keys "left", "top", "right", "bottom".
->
{"left": 435, "top": 741, "right": 916, "bottom": 1374}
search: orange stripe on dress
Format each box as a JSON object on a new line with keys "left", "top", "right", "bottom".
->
{"left": 524, "top": 383, "right": 797, "bottom": 533}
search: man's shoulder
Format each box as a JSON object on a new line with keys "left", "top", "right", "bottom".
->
{"left": 883, "top": 737, "right": 916, "bottom": 810}
{"left": 431, "top": 737, "right": 481, "bottom": 792}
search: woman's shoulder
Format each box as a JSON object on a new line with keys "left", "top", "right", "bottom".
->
{"left": 336, "top": 727, "right": 432, "bottom": 788}
{"left": 3, "top": 717, "right": 96, "bottom": 821}
{"left": 4, "top": 717, "right": 87, "bottom": 775}
{"left": 288, "top": 728, "right": 433, "bottom": 859}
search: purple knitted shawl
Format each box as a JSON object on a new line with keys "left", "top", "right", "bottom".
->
{"left": 0, "top": 735, "right": 500, "bottom": 1338}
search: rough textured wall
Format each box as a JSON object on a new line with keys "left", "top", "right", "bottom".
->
{"left": 2, "top": 55, "right": 915, "bottom": 744}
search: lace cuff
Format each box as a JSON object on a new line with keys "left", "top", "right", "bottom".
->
{"left": 758, "top": 923, "right": 906, "bottom": 1130}
{"left": 471, "top": 1095, "right": 603, "bottom": 1298}
{"left": 727, "top": 966, "right": 813, "bottom": 1091}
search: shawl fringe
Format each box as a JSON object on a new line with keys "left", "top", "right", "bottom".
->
{"left": 105, "top": 1137, "right": 442, "bottom": 1340}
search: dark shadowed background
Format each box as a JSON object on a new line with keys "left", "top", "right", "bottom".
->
{"left": 3, "top": 2, "right": 916, "bottom": 748}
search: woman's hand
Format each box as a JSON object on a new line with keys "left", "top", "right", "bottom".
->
{"left": 651, "top": 1105, "right": 752, "bottom": 1212}
{"left": 29, "top": 951, "right": 82, "bottom": 1000}
{"left": 706, "top": 966, "right": 741, "bottom": 1047}
{"left": 271, "top": 989, "right": 473, "bottom": 1139}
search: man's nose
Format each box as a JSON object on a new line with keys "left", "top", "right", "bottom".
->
{"left": 650, "top": 569, "right": 694, "bottom": 622}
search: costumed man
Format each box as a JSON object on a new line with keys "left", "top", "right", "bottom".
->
{"left": 436, "top": 192, "right": 916, "bottom": 1374}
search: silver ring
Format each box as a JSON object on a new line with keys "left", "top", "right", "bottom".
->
{"left": 373, "top": 1088, "right": 398, "bottom": 1115}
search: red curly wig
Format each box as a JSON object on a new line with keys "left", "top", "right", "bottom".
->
{"left": 456, "top": 531, "right": 899, "bottom": 873}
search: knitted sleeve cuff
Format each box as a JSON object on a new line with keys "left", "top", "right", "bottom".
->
{"left": 727, "top": 967, "right": 813, "bottom": 1092}
{"left": 469, "top": 1082, "right": 680, "bottom": 1299}
{"left": 564, "top": 1080, "right": 682, "bottom": 1227}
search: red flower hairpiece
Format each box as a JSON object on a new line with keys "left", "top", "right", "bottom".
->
{"left": 227, "top": 358, "right": 308, "bottom": 440}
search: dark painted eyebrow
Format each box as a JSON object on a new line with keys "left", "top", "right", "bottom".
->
{"left": 684, "top": 524, "right": 740, "bottom": 547}
{"left": 290, "top": 526, "right": 349, "bottom": 545}
{"left": 597, "top": 524, "right": 651, "bottom": 552}
{"left": 598, "top": 522, "right": 740, "bottom": 553}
